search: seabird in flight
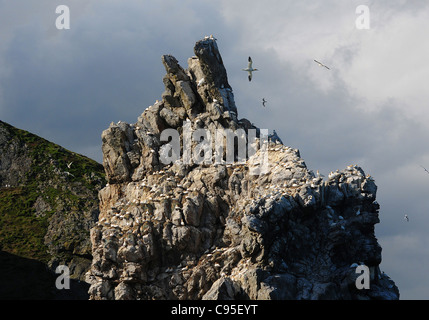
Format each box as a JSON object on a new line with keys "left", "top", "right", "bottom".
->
{"left": 262, "top": 98, "right": 267, "bottom": 107}
{"left": 243, "top": 56, "right": 258, "bottom": 81}
{"left": 421, "top": 165, "right": 429, "bottom": 175}
{"left": 404, "top": 214, "right": 409, "bottom": 222}
{"left": 64, "top": 171, "right": 74, "bottom": 177}
{"left": 314, "top": 59, "right": 330, "bottom": 70}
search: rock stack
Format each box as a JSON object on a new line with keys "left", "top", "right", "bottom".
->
{"left": 86, "top": 37, "right": 399, "bottom": 300}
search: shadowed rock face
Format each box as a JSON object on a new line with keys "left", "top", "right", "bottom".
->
{"left": 87, "top": 38, "right": 399, "bottom": 300}
{"left": 0, "top": 251, "right": 90, "bottom": 300}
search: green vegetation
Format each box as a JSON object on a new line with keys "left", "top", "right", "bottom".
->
{"left": 0, "top": 120, "right": 106, "bottom": 264}
{"left": 0, "top": 186, "right": 50, "bottom": 263}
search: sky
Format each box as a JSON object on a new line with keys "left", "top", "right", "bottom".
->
{"left": 1, "top": 0, "right": 429, "bottom": 299}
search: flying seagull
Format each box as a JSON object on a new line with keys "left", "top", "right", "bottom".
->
{"left": 67, "top": 161, "right": 73, "bottom": 169}
{"left": 243, "top": 56, "right": 258, "bottom": 81}
{"left": 314, "top": 59, "right": 330, "bottom": 70}
{"left": 262, "top": 98, "right": 267, "bottom": 107}
{"left": 421, "top": 165, "right": 429, "bottom": 175}
{"left": 404, "top": 214, "right": 409, "bottom": 222}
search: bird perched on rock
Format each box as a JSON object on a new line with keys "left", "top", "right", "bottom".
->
{"left": 314, "top": 59, "right": 330, "bottom": 70}
{"left": 316, "top": 170, "right": 325, "bottom": 178}
{"left": 243, "top": 56, "right": 258, "bottom": 81}
{"left": 197, "top": 78, "right": 205, "bottom": 87}
{"left": 268, "top": 130, "right": 283, "bottom": 145}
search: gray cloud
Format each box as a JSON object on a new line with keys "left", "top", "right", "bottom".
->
{"left": 1, "top": 0, "right": 428, "bottom": 299}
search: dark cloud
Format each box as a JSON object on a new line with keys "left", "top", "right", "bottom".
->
{"left": 0, "top": 1, "right": 216, "bottom": 161}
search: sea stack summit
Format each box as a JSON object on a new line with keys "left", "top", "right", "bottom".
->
{"left": 86, "top": 37, "right": 399, "bottom": 300}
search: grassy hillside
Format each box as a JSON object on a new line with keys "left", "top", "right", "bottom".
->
{"left": 0, "top": 186, "right": 50, "bottom": 262}
{"left": 0, "top": 120, "right": 105, "bottom": 279}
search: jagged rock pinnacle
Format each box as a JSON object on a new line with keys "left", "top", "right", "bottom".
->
{"left": 87, "top": 37, "right": 399, "bottom": 300}
{"left": 101, "top": 37, "right": 253, "bottom": 182}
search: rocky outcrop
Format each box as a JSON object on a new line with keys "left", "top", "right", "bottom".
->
{"left": 86, "top": 37, "right": 399, "bottom": 300}
{"left": 0, "top": 120, "right": 105, "bottom": 283}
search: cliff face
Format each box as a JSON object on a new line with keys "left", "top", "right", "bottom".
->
{"left": 0, "top": 120, "right": 105, "bottom": 282}
{"left": 86, "top": 38, "right": 399, "bottom": 300}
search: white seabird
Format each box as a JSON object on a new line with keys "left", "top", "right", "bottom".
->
{"left": 64, "top": 171, "right": 74, "bottom": 177}
{"left": 316, "top": 170, "right": 325, "bottom": 178}
{"left": 314, "top": 59, "right": 330, "bottom": 70}
{"left": 67, "top": 161, "right": 73, "bottom": 169}
{"left": 197, "top": 78, "right": 205, "bottom": 87}
{"left": 242, "top": 56, "right": 258, "bottom": 81}
{"left": 404, "top": 214, "right": 409, "bottom": 222}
